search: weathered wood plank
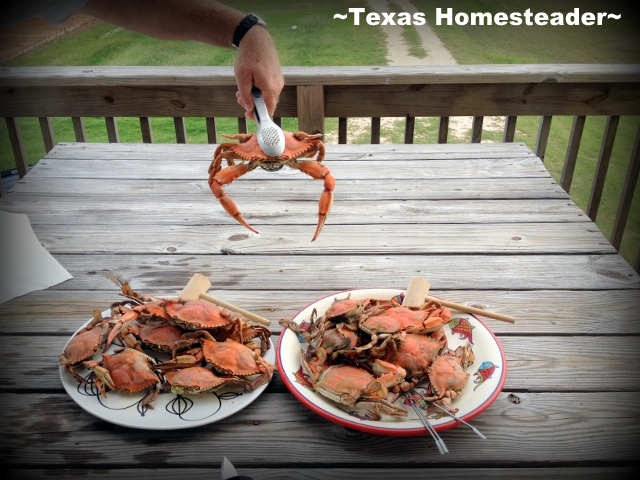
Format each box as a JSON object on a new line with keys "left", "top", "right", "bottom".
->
{"left": 5, "top": 336, "right": 639, "bottom": 392}
{"left": 2, "top": 65, "right": 639, "bottom": 87}
{"left": 587, "top": 116, "right": 619, "bottom": 220}
{"left": 560, "top": 115, "right": 586, "bottom": 192}
{"left": 0, "top": 198, "right": 588, "bottom": 227}
{"left": 1, "top": 392, "right": 638, "bottom": 466}
{"left": 323, "top": 84, "right": 640, "bottom": 117}
{"left": 27, "top": 157, "right": 549, "bottom": 180}
{"left": 38, "top": 142, "right": 536, "bottom": 160}
{"left": 28, "top": 223, "right": 616, "bottom": 256}
{"left": 38, "top": 116, "right": 56, "bottom": 152}
{"left": 1, "top": 290, "right": 638, "bottom": 336}
{"left": 8, "top": 467, "right": 637, "bottom": 480}
{"left": 8, "top": 177, "right": 569, "bottom": 200}
{"left": 3, "top": 82, "right": 638, "bottom": 117}
{"left": 297, "top": 85, "right": 324, "bottom": 135}
{"left": 40, "top": 253, "right": 640, "bottom": 292}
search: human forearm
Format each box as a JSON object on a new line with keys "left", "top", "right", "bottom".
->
{"left": 81, "top": 0, "right": 244, "bottom": 47}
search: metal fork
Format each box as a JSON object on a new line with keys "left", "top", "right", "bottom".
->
{"left": 403, "top": 392, "right": 448, "bottom": 454}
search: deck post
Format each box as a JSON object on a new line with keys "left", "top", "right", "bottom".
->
{"left": 5, "top": 117, "right": 29, "bottom": 178}
{"left": 587, "top": 116, "right": 620, "bottom": 221}
{"left": 38, "top": 117, "right": 57, "bottom": 152}
{"left": 297, "top": 85, "right": 324, "bottom": 135}
{"left": 611, "top": 124, "right": 640, "bottom": 250}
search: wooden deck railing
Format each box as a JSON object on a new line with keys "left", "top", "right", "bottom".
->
{"left": 1, "top": 64, "right": 639, "bottom": 270}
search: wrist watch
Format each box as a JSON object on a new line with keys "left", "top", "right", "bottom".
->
{"left": 232, "top": 13, "right": 267, "bottom": 49}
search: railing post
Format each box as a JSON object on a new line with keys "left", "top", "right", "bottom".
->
{"left": 587, "top": 116, "right": 620, "bottom": 221}
{"left": 140, "top": 117, "right": 153, "bottom": 143}
{"left": 503, "top": 116, "right": 517, "bottom": 142}
{"left": 5, "top": 117, "right": 29, "bottom": 178}
{"left": 38, "top": 117, "right": 56, "bottom": 152}
{"left": 105, "top": 117, "right": 119, "bottom": 143}
{"left": 206, "top": 117, "right": 217, "bottom": 144}
{"left": 371, "top": 117, "right": 381, "bottom": 144}
{"left": 174, "top": 117, "right": 187, "bottom": 143}
{"left": 535, "top": 116, "right": 553, "bottom": 162}
{"left": 438, "top": 117, "right": 449, "bottom": 144}
{"left": 404, "top": 116, "right": 415, "bottom": 144}
{"left": 611, "top": 124, "right": 640, "bottom": 250}
{"left": 560, "top": 115, "right": 586, "bottom": 192}
{"left": 338, "top": 117, "right": 347, "bottom": 144}
{"left": 471, "top": 116, "right": 483, "bottom": 143}
{"left": 72, "top": 117, "right": 87, "bottom": 142}
{"left": 297, "top": 85, "right": 324, "bottom": 136}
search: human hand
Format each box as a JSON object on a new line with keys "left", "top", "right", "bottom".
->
{"left": 234, "top": 25, "right": 284, "bottom": 120}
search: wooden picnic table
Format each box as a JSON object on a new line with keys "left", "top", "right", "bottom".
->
{"left": 1, "top": 141, "right": 639, "bottom": 479}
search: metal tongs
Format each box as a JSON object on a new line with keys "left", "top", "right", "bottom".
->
{"left": 252, "top": 86, "right": 285, "bottom": 157}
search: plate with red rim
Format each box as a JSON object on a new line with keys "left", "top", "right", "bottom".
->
{"left": 60, "top": 309, "right": 275, "bottom": 430}
{"left": 276, "top": 288, "right": 507, "bottom": 436}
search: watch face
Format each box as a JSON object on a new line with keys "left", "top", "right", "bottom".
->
{"left": 250, "top": 13, "right": 267, "bottom": 28}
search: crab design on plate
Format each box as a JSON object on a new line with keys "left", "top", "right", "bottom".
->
{"left": 208, "top": 131, "right": 333, "bottom": 241}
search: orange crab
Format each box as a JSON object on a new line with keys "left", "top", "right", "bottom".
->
{"left": 426, "top": 344, "right": 475, "bottom": 412}
{"left": 84, "top": 347, "right": 161, "bottom": 406}
{"left": 59, "top": 310, "right": 112, "bottom": 383}
{"left": 304, "top": 361, "right": 409, "bottom": 420}
{"left": 163, "top": 366, "right": 252, "bottom": 395}
{"left": 107, "top": 282, "right": 245, "bottom": 348}
{"left": 209, "top": 131, "right": 333, "bottom": 241}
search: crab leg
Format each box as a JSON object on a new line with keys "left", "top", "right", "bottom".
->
{"left": 296, "top": 160, "right": 334, "bottom": 241}
{"left": 208, "top": 162, "right": 258, "bottom": 234}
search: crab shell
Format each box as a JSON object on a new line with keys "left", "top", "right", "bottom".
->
{"left": 126, "top": 323, "right": 186, "bottom": 352}
{"left": 60, "top": 311, "right": 111, "bottom": 368}
{"left": 314, "top": 365, "right": 382, "bottom": 406}
{"left": 362, "top": 304, "right": 451, "bottom": 335}
{"left": 427, "top": 345, "right": 474, "bottom": 401}
{"left": 325, "top": 296, "right": 368, "bottom": 323}
{"left": 218, "top": 130, "right": 323, "bottom": 161}
{"left": 201, "top": 338, "right": 274, "bottom": 383}
{"left": 164, "top": 366, "right": 251, "bottom": 395}
{"left": 89, "top": 348, "right": 160, "bottom": 394}
{"left": 386, "top": 333, "right": 447, "bottom": 380}
{"left": 165, "top": 300, "right": 240, "bottom": 330}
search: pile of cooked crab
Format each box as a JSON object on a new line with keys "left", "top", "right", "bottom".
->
{"left": 280, "top": 295, "right": 474, "bottom": 420}
{"left": 59, "top": 282, "right": 274, "bottom": 407}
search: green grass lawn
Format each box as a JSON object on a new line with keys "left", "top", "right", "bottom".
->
{"left": 1, "top": 0, "right": 638, "bottom": 266}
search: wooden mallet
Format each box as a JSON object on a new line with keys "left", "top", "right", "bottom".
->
{"left": 402, "top": 277, "right": 515, "bottom": 324}
{"left": 179, "top": 273, "right": 271, "bottom": 326}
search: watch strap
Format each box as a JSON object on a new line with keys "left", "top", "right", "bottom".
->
{"left": 232, "top": 13, "right": 265, "bottom": 49}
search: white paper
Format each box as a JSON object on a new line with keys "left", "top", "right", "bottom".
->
{"left": 0, "top": 210, "right": 73, "bottom": 304}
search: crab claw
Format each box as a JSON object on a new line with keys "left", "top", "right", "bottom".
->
{"left": 297, "top": 161, "right": 334, "bottom": 242}
{"left": 208, "top": 163, "right": 258, "bottom": 234}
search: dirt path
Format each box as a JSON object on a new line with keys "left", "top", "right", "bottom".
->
{"left": 368, "top": 0, "right": 456, "bottom": 65}
{"left": 330, "top": 0, "right": 505, "bottom": 144}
